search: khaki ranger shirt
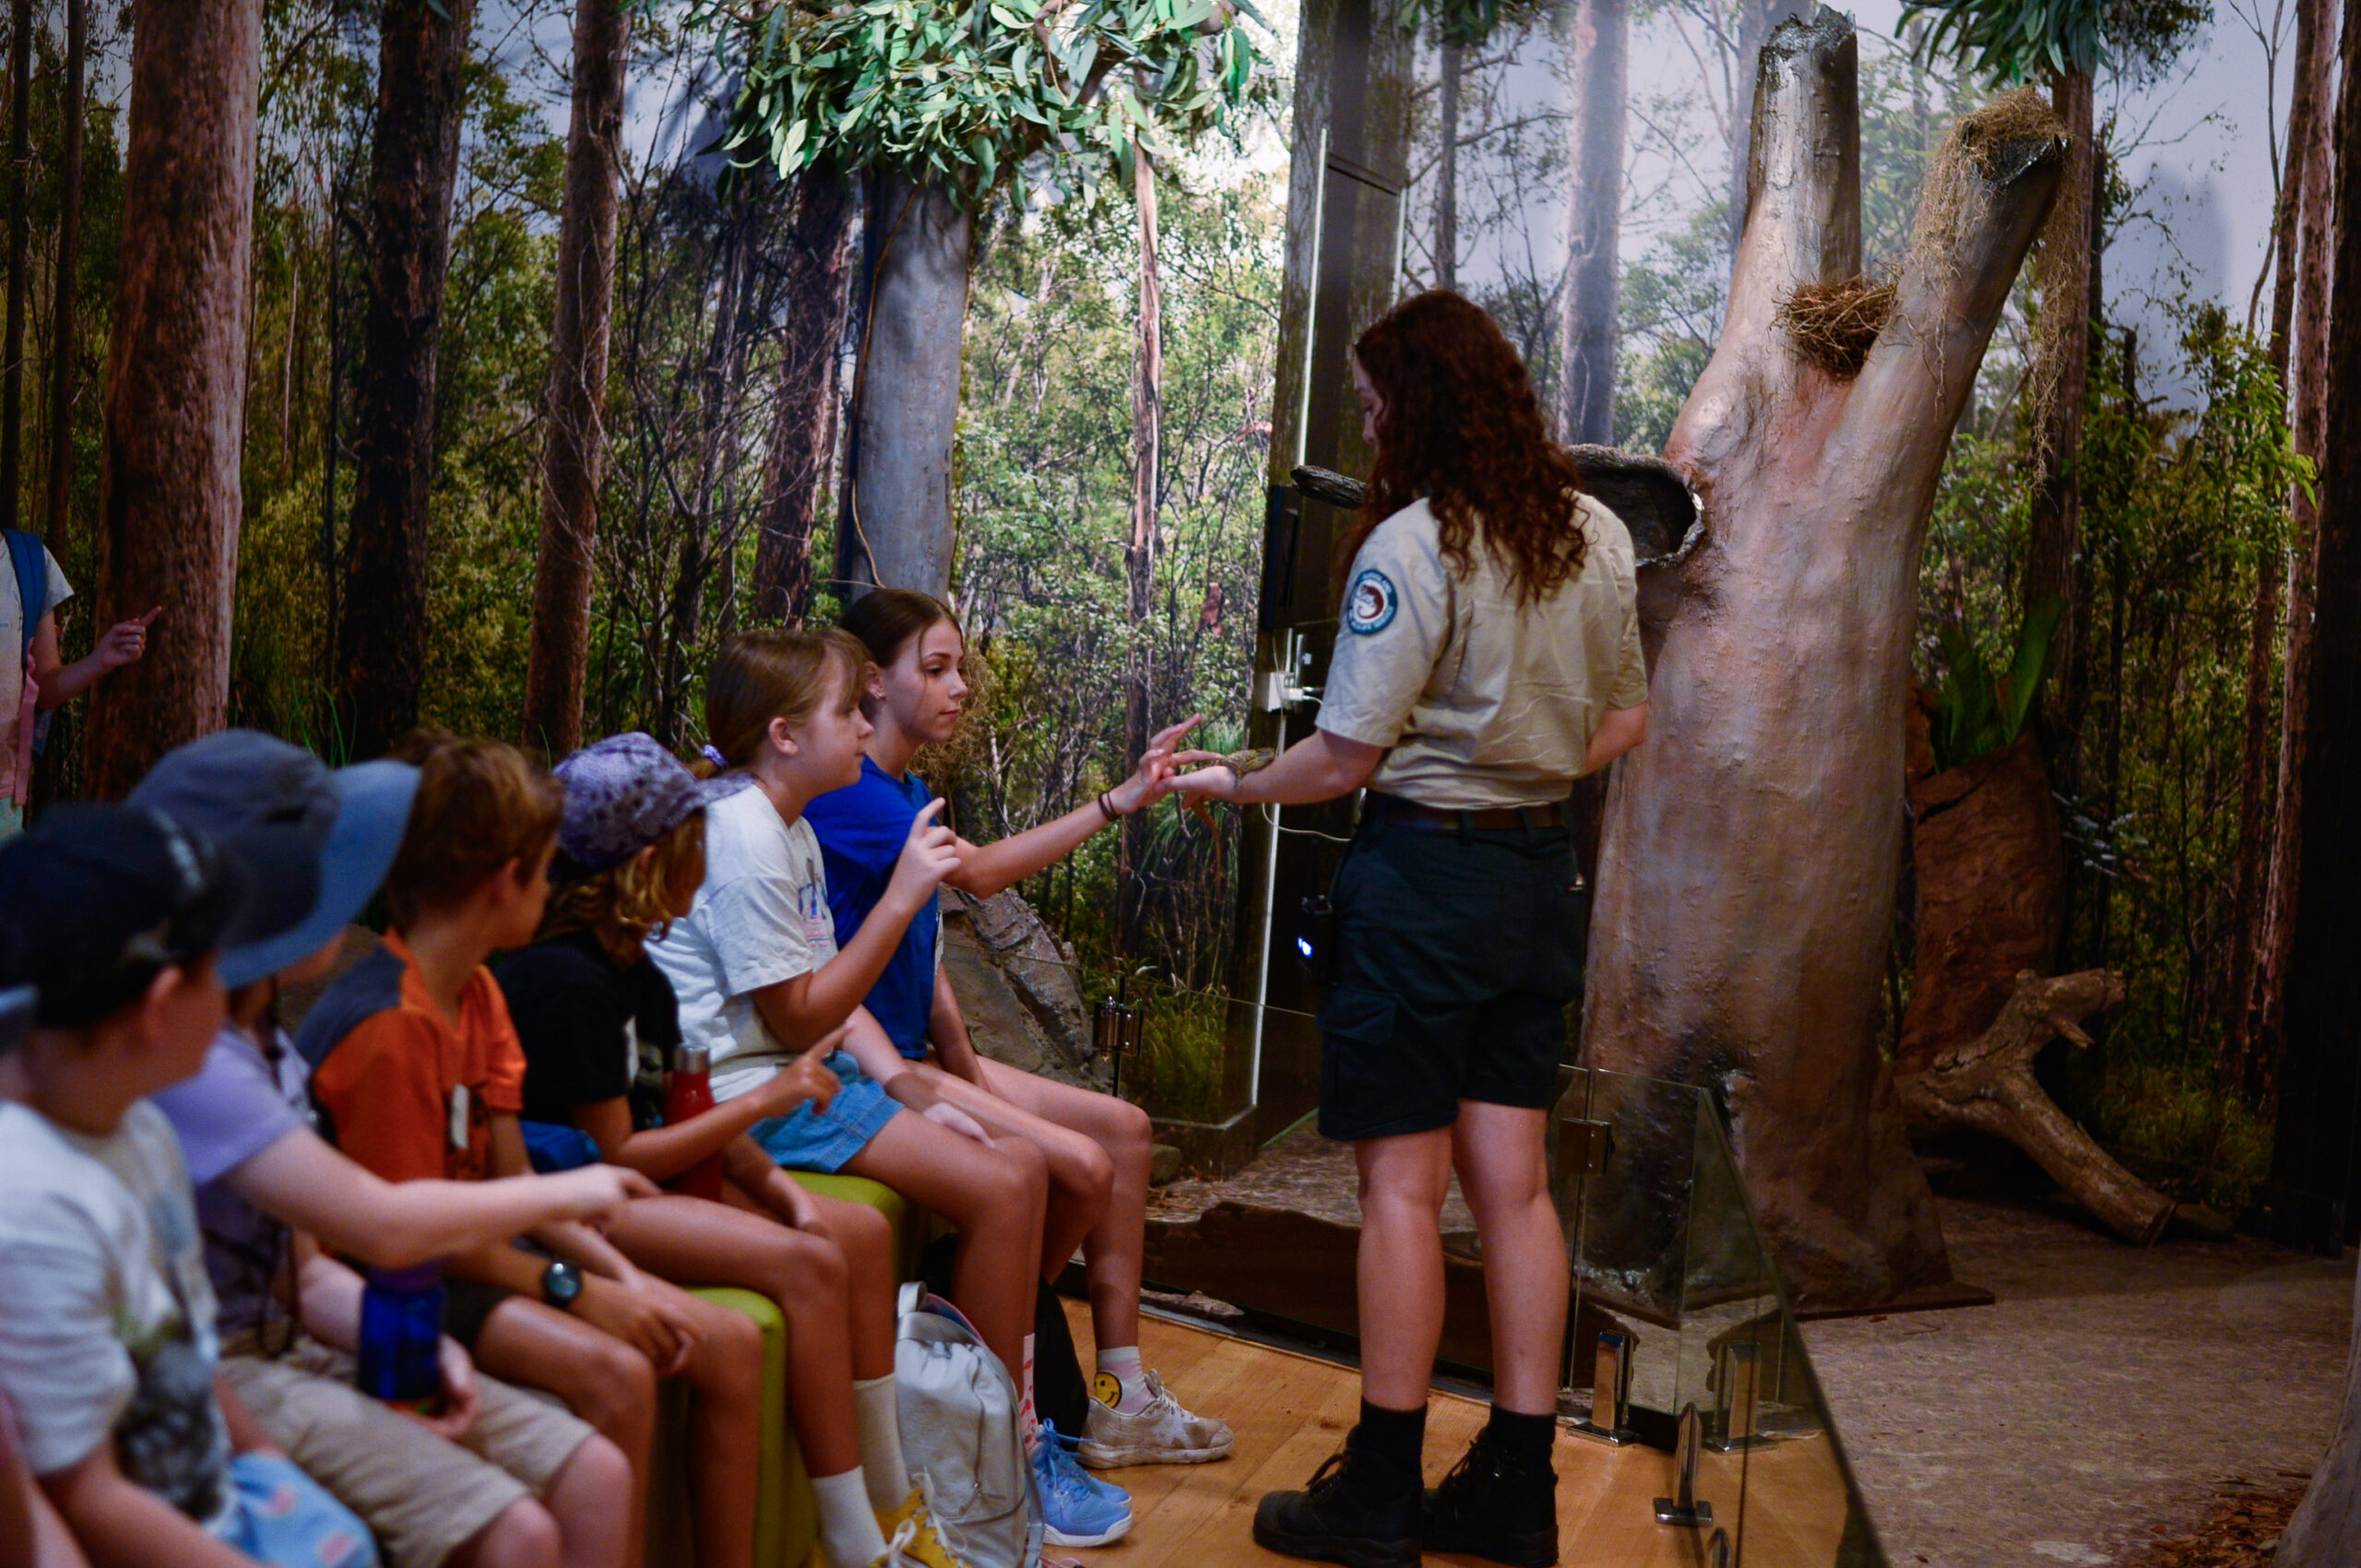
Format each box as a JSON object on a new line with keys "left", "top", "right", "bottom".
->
{"left": 1315, "top": 493, "right": 1649, "bottom": 811}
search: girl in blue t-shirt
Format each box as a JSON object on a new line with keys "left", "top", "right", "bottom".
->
{"left": 807, "top": 591, "right": 1233, "bottom": 1474}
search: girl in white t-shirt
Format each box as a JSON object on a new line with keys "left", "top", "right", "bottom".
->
{"left": 647, "top": 630, "right": 1048, "bottom": 1398}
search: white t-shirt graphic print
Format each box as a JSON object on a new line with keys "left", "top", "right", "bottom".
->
{"left": 647, "top": 782, "right": 841, "bottom": 1102}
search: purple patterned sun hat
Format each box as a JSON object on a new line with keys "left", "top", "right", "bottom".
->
{"left": 551, "top": 732, "right": 751, "bottom": 882}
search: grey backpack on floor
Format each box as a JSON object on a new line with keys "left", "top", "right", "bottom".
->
{"left": 896, "top": 1284, "right": 1043, "bottom": 1568}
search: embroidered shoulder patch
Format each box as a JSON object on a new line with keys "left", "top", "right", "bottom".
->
{"left": 1344, "top": 567, "right": 1398, "bottom": 635}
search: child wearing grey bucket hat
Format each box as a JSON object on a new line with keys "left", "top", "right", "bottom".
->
{"left": 499, "top": 732, "right": 968, "bottom": 1568}
{"left": 133, "top": 731, "right": 650, "bottom": 1568}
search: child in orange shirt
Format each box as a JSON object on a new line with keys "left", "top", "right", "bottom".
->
{"left": 297, "top": 737, "right": 793, "bottom": 1568}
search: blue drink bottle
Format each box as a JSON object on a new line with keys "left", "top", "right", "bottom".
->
{"left": 355, "top": 1262, "right": 445, "bottom": 1415}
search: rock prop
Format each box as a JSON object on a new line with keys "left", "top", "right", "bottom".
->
{"left": 1892, "top": 968, "right": 2175, "bottom": 1244}
{"left": 938, "top": 885, "right": 1108, "bottom": 1090}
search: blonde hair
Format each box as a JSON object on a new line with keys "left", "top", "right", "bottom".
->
{"left": 539, "top": 813, "right": 706, "bottom": 947}
{"left": 383, "top": 733, "right": 565, "bottom": 927}
{"left": 694, "top": 628, "right": 868, "bottom": 778}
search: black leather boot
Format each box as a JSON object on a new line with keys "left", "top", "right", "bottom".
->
{"left": 1252, "top": 1445, "right": 1422, "bottom": 1568}
{"left": 1421, "top": 1433, "right": 1560, "bottom": 1566}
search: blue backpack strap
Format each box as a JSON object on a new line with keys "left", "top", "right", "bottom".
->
{"left": 3, "top": 531, "right": 45, "bottom": 657}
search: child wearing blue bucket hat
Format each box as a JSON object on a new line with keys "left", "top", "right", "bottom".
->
{"left": 136, "top": 731, "right": 648, "bottom": 1568}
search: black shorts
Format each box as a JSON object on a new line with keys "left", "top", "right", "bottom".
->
{"left": 1314, "top": 806, "right": 1589, "bottom": 1142}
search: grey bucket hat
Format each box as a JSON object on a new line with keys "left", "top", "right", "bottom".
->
{"left": 128, "top": 730, "right": 421, "bottom": 990}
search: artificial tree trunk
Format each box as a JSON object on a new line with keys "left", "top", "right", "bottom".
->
{"left": 2, "top": 0, "right": 30, "bottom": 527}
{"left": 1724, "top": 0, "right": 1809, "bottom": 255}
{"left": 82, "top": 0, "right": 263, "bottom": 798}
{"left": 2247, "top": 0, "right": 2340, "bottom": 1113}
{"left": 753, "top": 162, "right": 858, "bottom": 626}
{"left": 2263, "top": 0, "right": 2361, "bottom": 1255}
{"left": 335, "top": 0, "right": 476, "bottom": 759}
{"left": 521, "top": 0, "right": 632, "bottom": 759}
{"left": 1558, "top": 0, "right": 1626, "bottom": 445}
{"left": 1584, "top": 10, "right": 2066, "bottom": 1309}
{"left": 843, "top": 171, "right": 969, "bottom": 600}
{"left": 1118, "top": 148, "right": 1164, "bottom": 957}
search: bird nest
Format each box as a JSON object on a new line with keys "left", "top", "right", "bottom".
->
{"left": 1775, "top": 276, "right": 1897, "bottom": 377}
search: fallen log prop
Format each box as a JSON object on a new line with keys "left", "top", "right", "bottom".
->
{"left": 1893, "top": 968, "right": 2176, "bottom": 1244}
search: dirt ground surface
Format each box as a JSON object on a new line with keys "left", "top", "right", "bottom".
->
{"left": 1801, "top": 1196, "right": 2354, "bottom": 1568}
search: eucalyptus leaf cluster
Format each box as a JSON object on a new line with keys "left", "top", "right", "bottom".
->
{"left": 1901, "top": 0, "right": 2203, "bottom": 85}
{"left": 664, "top": 0, "right": 1267, "bottom": 208}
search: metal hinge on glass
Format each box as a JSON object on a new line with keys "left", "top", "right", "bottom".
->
{"left": 1555, "top": 1115, "right": 1612, "bottom": 1183}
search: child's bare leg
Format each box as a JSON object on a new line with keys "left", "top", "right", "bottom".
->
{"left": 536, "top": 1436, "right": 635, "bottom": 1568}
{"left": 798, "top": 1190, "right": 900, "bottom": 1381}
{"left": 841, "top": 1111, "right": 1047, "bottom": 1377}
{"left": 472, "top": 1301, "right": 656, "bottom": 1568}
{"left": 662, "top": 1283, "right": 764, "bottom": 1568}
{"left": 940, "top": 1059, "right": 1153, "bottom": 1350}
{"left": 605, "top": 1194, "right": 861, "bottom": 1478}
{"left": 445, "top": 1499, "right": 560, "bottom": 1568}
{"left": 913, "top": 1062, "right": 1112, "bottom": 1285}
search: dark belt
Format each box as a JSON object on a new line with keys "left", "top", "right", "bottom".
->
{"left": 1363, "top": 791, "right": 1566, "bottom": 832}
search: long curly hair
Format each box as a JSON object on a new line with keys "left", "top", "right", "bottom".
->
{"left": 1345, "top": 291, "right": 1587, "bottom": 605}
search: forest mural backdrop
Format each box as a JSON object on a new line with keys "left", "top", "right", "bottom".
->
{"left": 0, "top": 0, "right": 2343, "bottom": 1205}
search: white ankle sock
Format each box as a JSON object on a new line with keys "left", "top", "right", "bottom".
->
{"left": 1019, "top": 1331, "right": 1039, "bottom": 1454}
{"left": 813, "top": 1468, "right": 889, "bottom": 1568}
{"left": 853, "top": 1373, "right": 911, "bottom": 1511}
{"left": 1096, "top": 1345, "right": 1151, "bottom": 1415}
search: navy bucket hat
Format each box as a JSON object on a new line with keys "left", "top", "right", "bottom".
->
{"left": 129, "top": 731, "right": 421, "bottom": 990}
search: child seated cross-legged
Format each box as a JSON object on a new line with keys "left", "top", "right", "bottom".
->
{"left": 494, "top": 731, "right": 968, "bottom": 1568}
{"left": 130, "top": 731, "right": 649, "bottom": 1568}
{"left": 0, "top": 804, "right": 379, "bottom": 1568}
{"left": 643, "top": 630, "right": 1131, "bottom": 1547}
{"left": 815, "top": 589, "right": 1233, "bottom": 1472}
{"left": 293, "top": 735, "right": 777, "bottom": 1568}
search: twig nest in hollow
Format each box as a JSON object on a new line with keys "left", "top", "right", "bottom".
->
{"left": 1774, "top": 277, "right": 1897, "bottom": 377}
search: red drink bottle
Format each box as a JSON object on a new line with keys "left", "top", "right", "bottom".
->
{"left": 665, "top": 1042, "right": 727, "bottom": 1201}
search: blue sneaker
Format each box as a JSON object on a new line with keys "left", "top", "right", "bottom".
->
{"left": 1032, "top": 1419, "right": 1133, "bottom": 1546}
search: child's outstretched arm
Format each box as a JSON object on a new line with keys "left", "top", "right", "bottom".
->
{"left": 944, "top": 713, "right": 1201, "bottom": 899}
{"left": 39, "top": 1446, "right": 255, "bottom": 1568}
{"left": 752, "top": 800, "right": 960, "bottom": 1050}
{"left": 572, "top": 1034, "right": 841, "bottom": 1183}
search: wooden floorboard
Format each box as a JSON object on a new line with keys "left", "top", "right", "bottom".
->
{"left": 1062, "top": 1302, "right": 1846, "bottom": 1568}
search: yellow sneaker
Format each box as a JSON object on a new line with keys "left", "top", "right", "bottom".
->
{"left": 873, "top": 1480, "right": 970, "bottom": 1568}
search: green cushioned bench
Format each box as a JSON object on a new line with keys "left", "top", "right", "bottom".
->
{"left": 647, "top": 1172, "right": 919, "bottom": 1568}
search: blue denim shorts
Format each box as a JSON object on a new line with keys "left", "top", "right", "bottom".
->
{"left": 217, "top": 1451, "right": 379, "bottom": 1567}
{"left": 750, "top": 1049, "right": 902, "bottom": 1172}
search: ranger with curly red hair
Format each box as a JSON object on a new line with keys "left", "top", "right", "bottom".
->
{"left": 1171, "top": 290, "right": 1653, "bottom": 1568}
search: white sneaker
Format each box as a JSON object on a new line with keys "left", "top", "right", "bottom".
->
{"left": 1078, "top": 1370, "right": 1235, "bottom": 1467}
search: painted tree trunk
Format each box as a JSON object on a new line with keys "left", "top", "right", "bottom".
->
{"left": 82, "top": 0, "right": 263, "bottom": 799}
{"left": 2248, "top": 0, "right": 2340, "bottom": 1114}
{"left": 3, "top": 0, "right": 30, "bottom": 528}
{"left": 2280, "top": 1260, "right": 2361, "bottom": 1565}
{"left": 1434, "top": 42, "right": 1460, "bottom": 291}
{"left": 1558, "top": 0, "right": 1626, "bottom": 445}
{"left": 2021, "top": 66, "right": 2094, "bottom": 757}
{"left": 844, "top": 172, "right": 969, "bottom": 600}
{"left": 43, "top": 0, "right": 85, "bottom": 545}
{"left": 1119, "top": 149, "right": 1164, "bottom": 956}
{"left": 335, "top": 0, "right": 476, "bottom": 759}
{"left": 2263, "top": 0, "right": 2361, "bottom": 1254}
{"left": 753, "top": 163, "right": 859, "bottom": 626}
{"left": 521, "top": 0, "right": 632, "bottom": 759}
{"left": 1896, "top": 731, "right": 2064, "bottom": 1076}
{"left": 1584, "top": 12, "right": 2066, "bottom": 1309}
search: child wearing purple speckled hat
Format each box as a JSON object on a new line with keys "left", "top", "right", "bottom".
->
{"left": 495, "top": 732, "right": 970, "bottom": 1568}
